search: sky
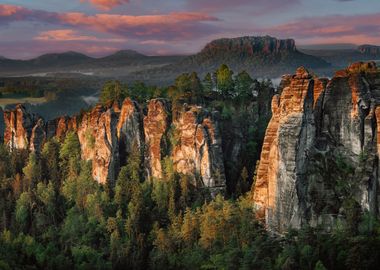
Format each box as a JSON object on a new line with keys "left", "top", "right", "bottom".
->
{"left": 0, "top": 0, "right": 379, "bottom": 59}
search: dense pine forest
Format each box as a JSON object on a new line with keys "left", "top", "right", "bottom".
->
{"left": 1, "top": 65, "right": 380, "bottom": 270}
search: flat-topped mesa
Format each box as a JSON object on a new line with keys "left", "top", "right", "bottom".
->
{"left": 252, "top": 62, "right": 380, "bottom": 232}
{"left": 253, "top": 66, "right": 324, "bottom": 230}
{"left": 3, "top": 104, "right": 38, "bottom": 151}
{"left": 143, "top": 99, "right": 171, "bottom": 180}
{"left": 201, "top": 36, "right": 296, "bottom": 56}
{"left": 77, "top": 104, "right": 119, "bottom": 185}
{"left": 172, "top": 105, "right": 225, "bottom": 190}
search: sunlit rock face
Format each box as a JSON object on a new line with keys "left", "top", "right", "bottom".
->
{"left": 143, "top": 99, "right": 171, "bottom": 180}
{"left": 253, "top": 62, "right": 380, "bottom": 232}
{"left": 55, "top": 116, "right": 78, "bottom": 140}
{"left": 77, "top": 105, "right": 119, "bottom": 185}
{"left": 3, "top": 98, "right": 227, "bottom": 192}
{"left": 3, "top": 104, "right": 37, "bottom": 151}
{"left": 172, "top": 105, "right": 225, "bottom": 190}
{"left": 29, "top": 118, "right": 46, "bottom": 152}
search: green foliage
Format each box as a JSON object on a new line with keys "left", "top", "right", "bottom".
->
{"left": 100, "top": 80, "right": 127, "bottom": 104}
{"left": 216, "top": 64, "right": 234, "bottom": 97}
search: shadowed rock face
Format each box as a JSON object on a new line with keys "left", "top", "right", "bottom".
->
{"left": 3, "top": 99, "right": 226, "bottom": 191}
{"left": 117, "top": 98, "right": 143, "bottom": 165}
{"left": 253, "top": 62, "right": 380, "bottom": 232}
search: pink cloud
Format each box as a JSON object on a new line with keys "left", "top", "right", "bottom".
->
{"left": 261, "top": 13, "right": 380, "bottom": 43}
{"left": 186, "top": 0, "right": 299, "bottom": 14}
{"left": 34, "top": 29, "right": 127, "bottom": 42}
{"left": 0, "top": 4, "right": 219, "bottom": 40}
{"left": 34, "top": 29, "right": 100, "bottom": 41}
{"left": 80, "top": 0, "right": 130, "bottom": 10}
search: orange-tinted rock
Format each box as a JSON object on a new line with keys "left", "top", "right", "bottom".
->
{"left": 78, "top": 105, "right": 119, "bottom": 184}
{"left": 172, "top": 106, "right": 225, "bottom": 189}
{"left": 253, "top": 62, "right": 380, "bottom": 231}
{"left": 56, "top": 116, "right": 77, "bottom": 140}
{"left": 4, "top": 104, "right": 36, "bottom": 151}
{"left": 253, "top": 67, "right": 326, "bottom": 231}
{"left": 117, "top": 98, "right": 143, "bottom": 160}
{"left": 143, "top": 99, "right": 170, "bottom": 180}
{"left": 29, "top": 118, "right": 46, "bottom": 152}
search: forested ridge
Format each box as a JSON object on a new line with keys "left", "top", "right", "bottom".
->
{"left": 0, "top": 65, "right": 380, "bottom": 270}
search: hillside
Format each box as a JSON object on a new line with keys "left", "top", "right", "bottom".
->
{"left": 300, "top": 44, "right": 380, "bottom": 68}
{"left": 132, "top": 36, "right": 331, "bottom": 83}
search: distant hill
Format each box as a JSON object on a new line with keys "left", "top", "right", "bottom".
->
{"left": 0, "top": 50, "right": 185, "bottom": 77}
{"left": 132, "top": 36, "right": 331, "bottom": 83}
{"left": 300, "top": 44, "right": 380, "bottom": 68}
{"left": 0, "top": 36, "right": 334, "bottom": 82}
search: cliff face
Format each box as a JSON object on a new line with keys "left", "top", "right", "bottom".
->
{"left": 77, "top": 105, "right": 119, "bottom": 185}
{"left": 117, "top": 98, "right": 143, "bottom": 165}
{"left": 3, "top": 99, "right": 226, "bottom": 191}
{"left": 143, "top": 99, "right": 171, "bottom": 180}
{"left": 253, "top": 62, "right": 380, "bottom": 232}
{"left": 172, "top": 106, "right": 225, "bottom": 190}
{"left": 4, "top": 104, "right": 37, "bottom": 151}
{"left": 201, "top": 36, "right": 296, "bottom": 57}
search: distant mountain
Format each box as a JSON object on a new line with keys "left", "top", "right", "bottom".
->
{"left": 0, "top": 50, "right": 185, "bottom": 77}
{"left": 300, "top": 44, "right": 380, "bottom": 68}
{"left": 132, "top": 36, "right": 331, "bottom": 82}
{"left": 358, "top": 44, "right": 380, "bottom": 55}
{"left": 298, "top": 43, "right": 357, "bottom": 50}
{"left": 31, "top": 51, "right": 93, "bottom": 67}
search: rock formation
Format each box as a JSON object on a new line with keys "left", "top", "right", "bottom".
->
{"left": 77, "top": 105, "right": 119, "bottom": 185}
{"left": 3, "top": 99, "right": 226, "bottom": 191}
{"left": 3, "top": 104, "right": 36, "bottom": 151}
{"left": 143, "top": 99, "right": 171, "bottom": 180}
{"left": 253, "top": 62, "right": 380, "bottom": 232}
{"left": 172, "top": 105, "right": 225, "bottom": 190}
{"left": 117, "top": 98, "right": 143, "bottom": 164}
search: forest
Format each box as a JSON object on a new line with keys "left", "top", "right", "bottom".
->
{"left": 0, "top": 65, "right": 380, "bottom": 270}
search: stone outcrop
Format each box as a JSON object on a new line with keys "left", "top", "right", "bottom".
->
{"left": 117, "top": 98, "right": 143, "bottom": 164}
{"left": 143, "top": 99, "right": 171, "bottom": 180}
{"left": 3, "top": 99, "right": 226, "bottom": 191}
{"left": 29, "top": 118, "right": 46, "bottom": 152}
{"left": 202, "top": 36, "right": 297, "bottom": 56}
{"left": 252, "top": 62, "right": 380, "bottom": 232}
{"left": 77, "top": 105, "right": 119, "bottom": 185}
{"left": 3, "top": 104, "right": 36, "bottom": 151}
{"left": 172, "top": 106, "right": 225, "bottom": 189}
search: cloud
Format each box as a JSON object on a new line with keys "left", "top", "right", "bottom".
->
{"left": 35, "top": 29, "right": 99, "bottom": 41}
{"left": 34, "top": 29, "right": 127, "bottom": 42}
{"left": 0, "top": 4, "right": 219, "bottom": 40}
{"left": 186, "top": 0, "right": 299, "bottom": 14}
{"left": 255, "top": 12, "right": 380, "bottom": 44}
{"left": 80, "top": 0, "right": 130, "bottom": 10}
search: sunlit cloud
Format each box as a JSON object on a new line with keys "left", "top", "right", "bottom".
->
{"left": 80, "top": 0, "right": 130, "bottom": 10}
